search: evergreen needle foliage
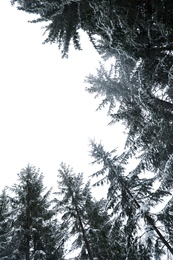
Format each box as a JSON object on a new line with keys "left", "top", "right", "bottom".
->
{"left": 2, "top": 165, "right": 64, "bottom": 260}
{"left": 54, "top": 163, "right": 119, "bottom": 260}
{"left": 8, "top": 0, "right": 173, "bottom": 259}
{"left": 90, "top": 141, "right": 173, "bottom": 258}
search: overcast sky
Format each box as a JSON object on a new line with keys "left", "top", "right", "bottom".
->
{"left": 0, "top": 0, "right": 125, "bottom": 193}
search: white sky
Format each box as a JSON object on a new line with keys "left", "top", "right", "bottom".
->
{"left": 0, "top": 0, "right": 125, "bottom": 193}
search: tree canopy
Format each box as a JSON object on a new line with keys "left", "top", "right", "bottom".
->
{"left": 7, "top": 0, "right": 173, "bottom": 258}
{"left": 4, "top": 165, "right": 64, "bottom": 260}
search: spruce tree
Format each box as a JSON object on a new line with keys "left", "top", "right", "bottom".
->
{"left": 8, "top": 165, "right": 64, "bottom": 260}
{"left": 0, "top": 189, "right": 14, "bottom": 259}
{"left": 54, "top": 163, "right": 94, "bottom": 260}
{"left": 83, "top": 198, "right": 126, "bottom": 260}
{"left": 10, "top": 0, "right": 173, "bottom": 70}
{"left": 86, "top": 59, "right": 173, "bottom": 195}
{"left": 10, "top": 0, "right": 173, "bottom": 186}
{"left": 55, "top": 163, "right": 121, "bottom": 259}
{"left": 9, "top": 0, "right": 173, "bottom": 258}
{"left": 89, "top": 141, "right": 173, "bottom": 258}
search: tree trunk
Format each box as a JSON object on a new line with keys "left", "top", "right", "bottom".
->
{"left": 26, "top": 235, "right": 30, "bottom": 260}
{"left": 72, "top": 195, "right": 94, "bottom": 260}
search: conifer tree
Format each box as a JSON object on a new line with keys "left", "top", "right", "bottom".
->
{"left": 11, "top": 0, "right": 173, "bottom": 190}
{"left": 55, "top": 163, "right": 121, "bottom": 259}
{"left": 0, "top": 189, "right": 14, "bottom": 259}
{"left": 89, "top": 141, "right": 173, "bottom": 258}
{"left": 55, "top": 163, "right": 94, "bottom": 260}
{"left": 9, "top": 1, "right": 173, "bottom": 258}
{"left": 86, "top": 59, "right": 173, "bottom": 195}
{"left": 10, "top": 0, "right": 173, "bottom": 187}
{"left": 10, "top": 0, "right": 173, "bottom": 79}
{"left": 8, "top": 165, "right": 64, "bottom": 260}
{"left": 83, "top": 198, "right": 126, "bottom": 260}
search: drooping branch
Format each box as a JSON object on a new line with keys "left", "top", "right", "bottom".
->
{"left": 108, "top": 162, "right": 173, "bottom": 255}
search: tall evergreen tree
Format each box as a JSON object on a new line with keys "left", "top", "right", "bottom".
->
{"left": 83, "top": 198, "right": 126, "bottom": 260}
{"left": 8, "top": 165, "right": 64, "bottom": 260}
{"left": 9, "top": 0, "right": 173, "bottom": 258}
{"left": 11, "top": 0, "right": 173, "bottom": 188}
{"left": 10, "top": 0, "right": 173, "bottom": 186}
{"left": 10, "top": 0, "right": 173, "bottom": 78}
{"left": 0, "top": 189, "right": 14, "bottom": 259}
{"left": 55, "top": 163, "right": 94, "bottom": 260}
{"left": 86, "top": 59, "right": 173, "bottom": 195}
{"left": 89, "top": 141, "right": 173, "bottom": 258}
{"left": 10, "top": 0, "right": 173, "bottom": 88}
{"left": 55, "top": 163, "right": 122, "bottom": 259}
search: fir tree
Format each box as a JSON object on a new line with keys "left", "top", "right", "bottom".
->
{"left": 0, "top": 189, "right": 14, "bottom": 259}
{"left": 83, "top": 198, "right": 126, "bottom": 260}
{"left": 9, "top": 0, "right": 173, "bottom": 258}
{"left": 54, "top": 163, "right": 94, "bottom": 260}
{"left": 10, "top": 0, "right": 173, "bottom": 72}
{"left": 8, "top": 164, "right": 64, "bottom": 260}
{"left": 11, "top": 0, "right": 173, "bottom": 188}
{"left": 55, "top": 163, "right": 121, "bottom": 259}
{"left": 86, "top": 59, "right": 173, "bottom": 197}
{"left": 89, "top": 141, "right": 173, "bottom": 258}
